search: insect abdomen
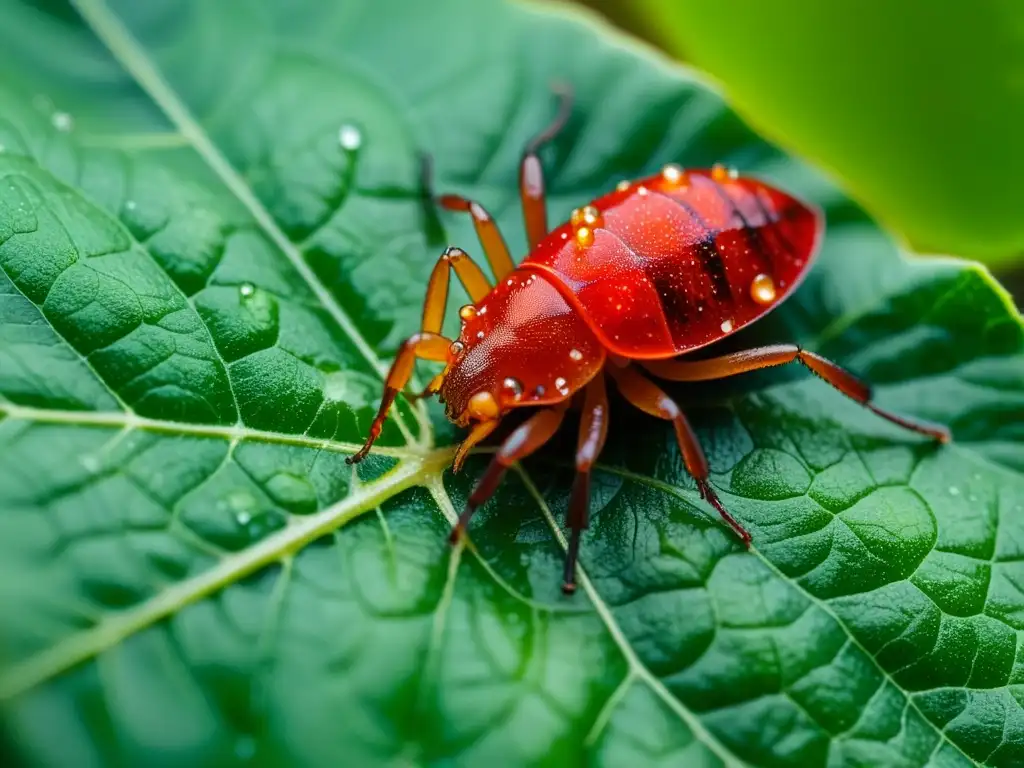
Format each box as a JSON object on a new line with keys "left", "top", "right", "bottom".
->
{"left": 521, "top": 167, "right": 822, "bottom": 359}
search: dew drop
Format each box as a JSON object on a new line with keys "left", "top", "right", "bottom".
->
{"left": 616, "top": 180, "right": 631, "bottom": 192}
{"left": 449, "top": 341, "right": 465, "bottom": 356}
{"left": 239, "top": 282, "right": 256, "bottom": 298}
{"left": 124, "top": 200, "right": 137, "bottom": 211}
{"left": 338, "top": 123, "right": 362, "bottom": 150}
{"left": 502, "top": 377, "right": 524, "bottom": 398}
{"left": 534, "top": 385, "right": 546, "bottom": 397}
{"left": 561, "top": 232, "right": 568, "bottom": 240}
{"left": 575, "top": 226, "right": 594, "bottom": 247}
{"left": 637, "top": 186, "right": 649, "bottom": 196}
{"left": 711, "top": 163, "right": 737, "bottom": 182}
{"left": 236, "top": 510, "right": 253, "bottom": 525}
{"left": 51, "top": 111, "right": 73, "bottom": 132}
{"left": 569, "top": 348, "right": 583, "bottom": 361}
{"left": 720, "top": 318, "right": 734, "bottom": 333}
{"left": 80, "top": 455, "right": 100, "bottom": 473}
{"left": 554, "top": 376, "right": 569, "bottom": 395}
{"left": 459, "top": 304, "right": 477, "bottom": 321}
{"left": 949, "top": 486, "right": 960, "bottom": 496}
{"left": 476, "top": 330, "right": 485, "bottom": 340}
{"left": 749, "top": 273, "right": 777, "bottom": 305}
{"left": 661, "top": 163, "right": 684, "bottom": 184}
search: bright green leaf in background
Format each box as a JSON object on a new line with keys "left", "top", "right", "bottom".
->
{"left": 631, "top": 0, "right": 1024, "bottom": 267}
{"left": 1, "top": 1, "right": 1023, "bottom": 766}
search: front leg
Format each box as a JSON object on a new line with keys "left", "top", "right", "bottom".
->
{"left": 347, "top": 332, "right": 450, "bottom": 464}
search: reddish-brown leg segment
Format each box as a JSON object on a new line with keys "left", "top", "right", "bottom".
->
{"left": 436, "top": 196, "right": 516, "bottom": 280}
{"left": 643, "top": 345, "right": 951, "bottom": 443}
{"left": 349, "top": 246, "right": 498, "bottom": 463}
{"left": 449, "top": 406, "right": 567, "bottom": 543}
{"left": 520, "top": 85, "right": 574, "bottom": 249}
{"left": 606, "top": 365, "right": 752, "bottom": 545}
{"left": 563, "top": 373, "right": 610, "bottom": 594}
{"left": 346, "top": 332, "right": 451, "bottom": 464}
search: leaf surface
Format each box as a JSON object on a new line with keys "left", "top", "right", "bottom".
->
{"left": 0, "top": 1, "right": 1022, "bottom": 766}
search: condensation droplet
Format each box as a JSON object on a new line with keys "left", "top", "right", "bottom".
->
{"left": 637, "top": 186, "right": 649, "bottom": 196}
{"left": 569, "top": 348, "right": 583, "bottom": 361}
{"left": 661, "top": 163, "right": 684, "bottom": 184}
{"left": 449, "top": 341, "right": 465, "bottom": 356}
{"left": 711, "top": 163, "right": 737, "bottom": 182}
{"left": 554, "top": 377, "right": 569, "bottom": 395}
{"left": 476, "top": 330, "right": 485, "bottom": 340}
{"left": 720, "top": 318, "right": 734, "bottom": 333}
{"left": 51, "top": 111, "right": 73, "bottom": 132}
{"left": 750, "top": 273, "right": 777, "bottom": 305}
{"left": 949, "top": 486, "right": 960, "bottom": 496}
{"left": 575, "top": 226, "right": 594, "bottom": 247}
{"left": 616, "top": 180, "right": 631, "bottom": 192}
{"left": 239, "top": 282, "right": 256, "bottom": 298}
{"left": 502, "top": 377, "right": 523, "bottom": 399}
{"left": 459, "top": 304, "right": 477, "bottom": 321}
{"left": 338, "top": 124, "right": 362, "bottom": 150}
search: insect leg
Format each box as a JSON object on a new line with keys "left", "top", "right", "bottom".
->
{"left": 520, "top": 84, "right": 573, "bottom": 249}
{"left": 449, "top": 407, "right": 567, "bottom": 543}
{"left": 607, "top": 365, "right": 752, "bottom": 545}
{"left": 643, "top": 345, "right": 950, "bottom": 443}
{"left": 346, "top": 331, "right": 450, "bottom": 464}
{"left": 563, "top": 373, "right": 609, "bottom": 595}
{"left": 436, "top": 196, "right": 516, "bottom": 280}
{"left": 422, "top": 246, "right": 492, "bottom": 334}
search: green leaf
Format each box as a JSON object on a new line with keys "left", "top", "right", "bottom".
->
{"left": 0, "top": 1, "right": 1022, "bottom": 766}
{"left": 633, "top": 0, "right": 1024, "bottom": 266}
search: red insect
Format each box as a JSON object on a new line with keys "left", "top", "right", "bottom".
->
{"left": 348, "top": 89, "right": 950, "bottom": 594}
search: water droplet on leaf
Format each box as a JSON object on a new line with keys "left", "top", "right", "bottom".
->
{"left": 239, "top": 282, "right": 256, "bottom": 298}
{"left": 51, "top": 112, "right": 73, "bottom": 132}
{"left": 338, "top": 123, "right": 362, "bottom": 150}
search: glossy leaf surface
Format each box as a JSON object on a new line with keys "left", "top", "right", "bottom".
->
{"left": 0, "top": 1, "right": 1022, "bottom": 766}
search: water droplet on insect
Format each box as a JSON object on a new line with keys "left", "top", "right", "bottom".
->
{"left": 750, "top": 273, "right": 776, "bottom": 305}
{"left": 534, "top": 385, "right": 546, "bottom": 397}
{"left": 80, "top": 455, "right": 100, "bottom": 473}
{"left": 449, "top": 341, "right": 465, "bottom": 356}
{"left": 637, "top": 186, "right": 649, "bottom": 196}
{"left": 711, "top": 163, "right": 737, "bottom": 181}
{"left": 476, "top": 330, "right": 485, "bottom": 340}
{"left": 554, "top": 377, "right": 569, "bottom": 395}
{"left": 575, "top": 226, "right": 594, "bottom": 247}
{"left": 661, "top": 163, "right": 684, "bottom": 184}
{"left": 949, "top": 486, "right": 960, "bottom": 496}
{"left": 459, "top": 304, "right": 477, "bottom": 321}
{"left": 502, "top": 377, "right": 523, "bottom": 399}
{"left": 51, "top": 111, "right": 73, "bottom": 132}
{"left": 338, "top": 123, "right": 362, "bottom": 150}
{"left": 720, "top": 318, "right": 734, "bottom": 333}
{"left": 569, "top": 348, "right": 583, "bottom": 361}
{"left": 616, "top": 180, "right": 631, "bottom": 192}
{"left": 239, "top": 282, "right": 256, "bottom": 298}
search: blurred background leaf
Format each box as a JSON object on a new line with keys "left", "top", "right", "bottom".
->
{"left": 574, "top": 0, "right": 1024, "bottom": 281}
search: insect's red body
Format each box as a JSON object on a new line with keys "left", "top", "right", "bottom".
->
{"left": 351, "top": 90, "right": 949, "bottom": 594}
{"left": 442, "top": 167, "right": 820, "bottom": 420}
